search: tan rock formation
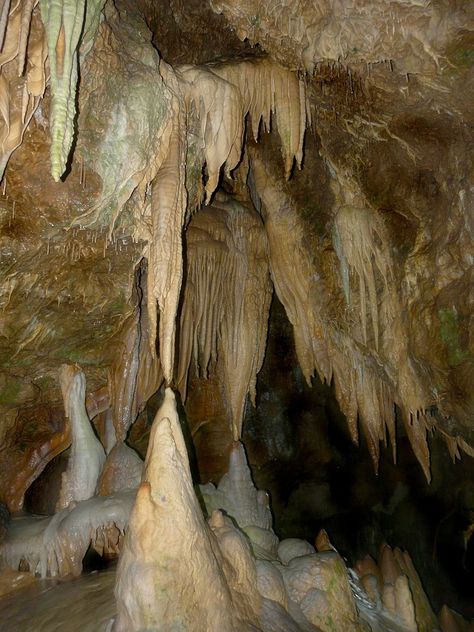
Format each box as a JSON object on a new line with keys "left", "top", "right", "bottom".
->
{"left": 96, "top": 441, "right": 143, "bottom": 497}
{"left": 177, "top": 195, "right": 272, "bottom": 438}
{"left": 113, "top": 388, "right": 260, "bottom": 631}
{"left": 0, "top": 0, "right": 472, "bottom": 627}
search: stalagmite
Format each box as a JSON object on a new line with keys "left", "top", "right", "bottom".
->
{"left": 439, "top": 605, "right": 473, "bottom": 632}
{"left": 96, "top": 442, "right": 143, "bottom": 497}
{"left": 114, "top": 389, "right": 383, "bottom": 632}
{"left": 354, "top": 544, "right": 439, "bottom": 632}
{"left": 113, "top": 388, "right": 260, "bottom": 631}
{"left": 393, "top": 547, "right": 439, "bottom": 632}
{"left": 56, "top": 364, "right": 105, "bottom": 511}
{"left": 201, "top": 440, "right": 279, "bottom": 557}
{"left": 279, "top": 552, "right": 359, "bottom": 632}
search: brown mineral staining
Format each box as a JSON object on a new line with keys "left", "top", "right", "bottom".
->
{"left": 0, "top": 0, "right": 472, "bottom": 629}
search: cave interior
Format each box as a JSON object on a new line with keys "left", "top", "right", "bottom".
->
{"left": 0, "top": 0, "right": 473, "bottom": 630}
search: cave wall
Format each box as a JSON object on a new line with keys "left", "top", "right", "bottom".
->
{"left": 0, "top": 3, "right": 472, "bottom": 621}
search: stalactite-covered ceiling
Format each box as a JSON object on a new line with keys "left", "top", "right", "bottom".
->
{"left": 0, "top": 1, "right": 473, "bottom": 630}
{"left": 0, "top": 0, "right": 473, "bottom": 506}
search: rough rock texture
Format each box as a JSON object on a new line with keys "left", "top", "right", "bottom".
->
{"left": 210, "top": 0, "right": 473, "bottom": 74}
{"left": 0, "top": 0, "right": 472, "bottom": 624}
{"left": 280, "top": 551, "right": 359, "bottom": 632}
{"left": 0, "top": 403, "right": 70, "bottom": 512}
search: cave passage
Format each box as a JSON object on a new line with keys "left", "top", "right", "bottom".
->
{"left": 0, "top": 1, "right": 473, "bottom": 631}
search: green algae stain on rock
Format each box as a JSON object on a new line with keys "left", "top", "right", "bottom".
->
{"left": 438, "top": 308, "right": 471, "bottom": 366}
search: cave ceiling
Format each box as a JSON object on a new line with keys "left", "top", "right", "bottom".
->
{"left": 0, "top": 0, "right": 473, "bottom": 505}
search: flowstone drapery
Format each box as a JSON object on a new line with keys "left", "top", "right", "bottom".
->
{"left": 177, "top": 195, "right": 272, "bottom": 438}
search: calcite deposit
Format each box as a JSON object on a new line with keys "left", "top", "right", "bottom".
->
{"left": 0, "top": 0, "right": 472, "bottom": 629}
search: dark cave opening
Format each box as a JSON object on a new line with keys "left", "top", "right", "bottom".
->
{"left": 241, "top": 295, "right": 474, "bottom": 619}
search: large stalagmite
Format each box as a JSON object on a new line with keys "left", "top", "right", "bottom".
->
{"left": 114, "top": 388, "right": 430, "bottom": 632}
{"left": 113, "top": 387, "right": 260, "bottom": 631}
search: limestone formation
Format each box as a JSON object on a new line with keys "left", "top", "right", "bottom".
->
{"left": 114, "top": 388, "right": 434, "bottom": 632}
{"left": 0, "top": 490, "right": 135, "bottom": 577}
{"left": 0, "top": 0, "right": 472, "bottom": 629}
{"left": 114, "top": 388, "right": 259, "bottom": 632}
{"left": 56, "top": 364, "right": 106, "bottom": 511}
{"left": 96, "top": 441, "right": 143, "bottom": 497}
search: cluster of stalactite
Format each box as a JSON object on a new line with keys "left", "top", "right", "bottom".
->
{"left": 0, "top": 0, "right": 471, "bottom": 485}
{"left": 209, "top": 0, "right": 465, "bottom": 75}
{"left": 176, "top": 195, "right": 272, "bottom": 438}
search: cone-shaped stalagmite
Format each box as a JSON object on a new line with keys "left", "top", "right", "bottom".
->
{"left": 113, "top": 388, "right": 260, "bottom": 632}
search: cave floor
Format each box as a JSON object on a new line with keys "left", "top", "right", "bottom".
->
{"left": 0, "top": 567, "right": 116, "bottom": 632}
{"left": 0, "top": 562, "right": 413, "bottom": 632}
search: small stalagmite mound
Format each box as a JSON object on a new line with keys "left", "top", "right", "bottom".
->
{"left": 96, "top": 441, "right": 143, "bottom": 496}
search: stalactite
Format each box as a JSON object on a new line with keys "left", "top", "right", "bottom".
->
{"left": 39, "top": 0, "right": 105, "bottom": 180}
{"left": 332, "top": 197, "right": 432, "bottom": 478}
{"left": 147, "top": 65, "right": 187, "bottom": 384}
{"left": 178, "top": 56, "right": 307, "bottom": 205}
{"left": 109, "top": 266, "right": 162, "bottom": 441}
{"left": 249, "top": 148, "right": 435, "bottom": 477}
{"left": 70, "top": 33, "right": 306, "bottom": 398}
{"left": 177, "top": 195, "right": 272, "bottom": 438}
{"left": 17, "top": 0, "right": 37, "bottom": 76}
{"left": 210, "top": 57, "right": 307, "bottom": 179}
{"left": 249, "top": 149, "right": 333, "bottom": 388}
{"left": 0, "top": 0, "right": 46, "bottom": 178}
{"left": 333, "top": 204, "right": 390, "bottom": 350}
{"left": 178, "top": 63, "right": 245, "bottom": 203}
